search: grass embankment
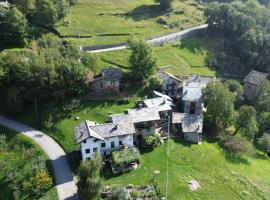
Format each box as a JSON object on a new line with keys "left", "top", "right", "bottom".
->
{"left": 56, "top": 0, "right": 205, "bottom": 46}
{"left": 0, "top": 125, "right": 57, "bottom": 200}
{"left": 99, "top": 37, "right": 216, "bottom": 76}
{"left": 103, "top": 139, "right": 270, "bottom": 200}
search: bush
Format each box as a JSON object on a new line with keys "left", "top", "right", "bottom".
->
{"left": 218, "top": 135, "right": 250, "bottom": 155}
{"left": 105, "top": 186, "right": 127, "bottom": 200}
{"left": 24, "top": 170, "right": 53, "bottom": 197}
{"left": 258, "top": 133, "right": 270, "bottom": 154}
{"left": 143, "top": 133, "right": 161, "bottom": 147}
{"left": 112, "top": 147, "right": 140, "bottom": 166}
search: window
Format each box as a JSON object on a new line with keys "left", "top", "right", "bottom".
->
{"left": 100, "top": 82, "right": 103, "bottom": 88}
{"left": 190, "top": 101, "right": 196, "bottom": 114}
{"left": 86, "top": 157, "right": 91, "bottom": 161}
{"left": 85, "top": 149, "right": 90, "bottom": 154}
{"left": 83, "top": 140, "right": 87, "bottom": 143}
{"left": 93, "top": 147, "right": 98, "bottom": 152}
{"left": 111, "top": 141, "right": 115, "bottom": 148}
{"left": 119, "top": 141, "right": 123, "bottom": 146}
{"left": 101, "top": 143, "right": 106, "bottom": 148}
{"left": 94, "top": 138, "right": 99, "bottom": 143}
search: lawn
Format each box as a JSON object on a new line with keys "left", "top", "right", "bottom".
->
{"left": 98, "top": 37, "right": 216, "bottom": 76}
{"left": 6, "top": 98, "right": 141, "bottom": 153}
{"left": 102, "top": 139, "right": 270, "bottom": 200}
{"left": 0, "top": 125, "right": 57, "bottom": 200}
{"left": 56, "top": 0, "right": 205, "bottom": 46}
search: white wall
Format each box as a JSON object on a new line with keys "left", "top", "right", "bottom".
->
{"left": 183, "top": 100, "right": 203, "bottom": 114}
{"left": 184, "top": 132, "right": 202, "bottom": 144}
{"left": 81, "top": 135, "right": 134, "bottom": 161}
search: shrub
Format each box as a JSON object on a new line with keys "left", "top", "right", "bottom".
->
{"left": 105, "top": 186, "right": 127, "bottom": 200}
{"left": 112, "top": 147, "right": 140, "bottom": 166}
{"left": 258, "top": 133, "right": 270, "bottom": 154}
{"left": 24, "top": 170, "right": 53, "bottom": 197}
{"left": 143, "top": 133, "right": 161, "bottom": 147}
{"left": 149, "top": 77, "right": 162, "bottom": 91}
{"left": 218, "top": 135, "right": 250, "bottom": 155}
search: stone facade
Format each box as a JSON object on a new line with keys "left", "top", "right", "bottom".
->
{"left": 91, "top": 68, "right": 122, "bottom": 93}
{"left": 243, "top": 70, "right": 269, "bottom": 102}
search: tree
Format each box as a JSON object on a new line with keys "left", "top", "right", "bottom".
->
{"left": 155, "top": 0, "right": 172, "bottom": 11}
{"left": 259, "top": 112, "right": 270, "bottom": 134}
{"left": 77, "top": 154, "right": 102, "bottom": 200}
{"left": 254, "top": 80, "right": 270, "bottom": 112}
{"left": 33, "top": 0, "right": 58, "bottom": 27}
{"left": 203, "top": 82, "right": 235, "bottom": 134}
{"left": 127, "top": 38, "right": 157, "bottom": 81}
{"left": 234, "top": 105, "right": 258, "bottom": 140}
{"left": 225, "top": 79, "right": 244, "bottom": 108}
{"left": 0, "top": 7, "right": 28, "bottom": 47}
{"left": 258, "top": 133, "right": 270, "bottom": 154}
{"left": 105, "top": 186, "right": 127, "bottom": 200}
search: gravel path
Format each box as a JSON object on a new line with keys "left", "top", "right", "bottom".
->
{"left": 0, "top": 115, "right": 78, "bottom": 200}
{"left": 88, "top": 24, "right": 208, "bottom": 53}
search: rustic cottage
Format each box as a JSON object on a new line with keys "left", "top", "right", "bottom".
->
{"left": 91, "top": 68, "right": 123, "bottom": 93}
{"left": 160, "top": 72, "right": 182, "bottom": 98}
{"left": 243, "top": 70, "right": 269, "bottom": 102}
{"left": 75, "top": 120, "right": 135, "bottom": 160}
{"left": 172, "top": 113, "right": 203, "bottom": 144}
{"left": 108, "top": 107, "right": 161, "bottom": 144}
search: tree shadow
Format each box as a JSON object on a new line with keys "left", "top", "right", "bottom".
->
{"left": 223, "top": 151, "right": 250, "bottom": 165}
{"left": 171, "top": 137, "right": 193, "bottom": 147}
{"left": 124, "top": 4, "right": 164, "bottom": 21}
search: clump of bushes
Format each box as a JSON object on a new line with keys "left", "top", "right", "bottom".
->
{"left": 218, "top": 135, "right": 251, "bottom": 155}
{"left": 112, "top": 147, "right": 140, "bottom": 166}
{"left": 143, "top": 133, "right": 161, "bottom": 148}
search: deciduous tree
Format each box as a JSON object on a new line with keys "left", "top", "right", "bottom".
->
{"left": 127, "top": 38, "right": 157, "bottom": 81}
{"left": 203, "top": 82, "right": 235, "bottom": 134}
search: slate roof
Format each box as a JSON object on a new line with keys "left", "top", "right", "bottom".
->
{"left": 243, "top": 70, "right": 268, "bottom": 85}
{"left": 75, "top": 120, "right": 135, "bottom": 143}
{"left": 102, "top": 68, "right": 122, "bottom": 80}
{"left": 182, "top": 83, "right": 204, "bottom": 101}
{"left": 182, "top": 75, "right": 215, "bottom": 102}
{"left": 127, "top": 107, "right": 160, "bottom": 123}
{"left": 143, "top": 97, "right": 174, "bottom": 112}
{"left": 93, "top": 68, "right": 123, "bottom": 81}
{"left": 108, "top": 113, "right": 133, "bottom": 124}
{"left": 172, "top": 113, "right": 203, "bottom": 133}
{"left": 185, "top": 75, "right": 215, "bottom": 85}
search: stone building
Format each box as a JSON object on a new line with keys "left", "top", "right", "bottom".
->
{"left": 160, "top": 72, "right": 182, "bottom": 98}
{"left": 243, "top": 70, "right": 269, "bottom": 102}
{"left": 91, "top": 68, "right": 123, "bottom": 93}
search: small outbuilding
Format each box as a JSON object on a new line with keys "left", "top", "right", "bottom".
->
{"left": 160, "top": 72, "right": 182, "bottom": 98}
{"left": 172, "top": 113, "right": 203, "bottom": 144}
{"left": 91, "top": 68, "right": 123, "bottom": 94}
{"left": 243, "top": 70, "right": 269, "bottom": 102}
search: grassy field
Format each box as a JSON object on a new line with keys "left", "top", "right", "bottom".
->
{"left": 9, "top": 98, "right": 141, "bottom": 153}
{"left": 103, "top": 139, "right": 270, "bottom": 200}
{"left": 98, "top": 37, "right": 216, "bottom": 76}
{"left": 0, "top": 125, "right": 57, "bottom": 200}
{"left": 56, "top": 0, "right": 205, "bottom": 46}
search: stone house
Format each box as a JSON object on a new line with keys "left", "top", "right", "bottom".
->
{"left": 160, "top": 72, "right": 182, "bottom": 98}
{"left": 243, "top": 70, "right": 269, "bottom": 102}
{"left": 75, "top": 120, "right": 135, "bottom": 160}
{"left": 108, "top": 107, "right": 161, "bottom": 144}
{"left": 91, "top": 68, "right": 122, "bottom": 93}
{"left": 182, "top": 75, "right": 215, "bottom": 114}
{"left": 172, "top": 113, "right": 203, "bottom": 144}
